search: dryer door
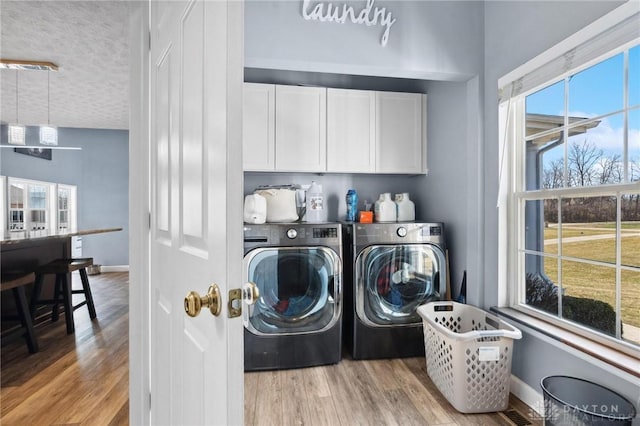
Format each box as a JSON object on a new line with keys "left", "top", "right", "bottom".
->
{"left": 243, "top": 247, "right": 341, "bottom": 335}
{"left": 356, "top": 244, "right": 445, "bottom": 326}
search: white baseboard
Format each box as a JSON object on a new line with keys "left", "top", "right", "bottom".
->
{"left": 511, "top": 375, "right": 545, "bottom": 418}
{"left": 100, "top": 265, "right": 130, "bottom": 272}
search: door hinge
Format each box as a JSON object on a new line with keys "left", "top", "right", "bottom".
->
{"left": 148, "top": 212, "right": 151, "bottom": 230}
{"left": 149, "top": 392, "right": 151, "bottom": 409}
{"left": 148, "top": 30, "right": 151, "bottom": 51}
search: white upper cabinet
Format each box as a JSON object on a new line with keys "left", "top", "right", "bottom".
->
{"left": 242, "top": 83, "right": 426, "bottom": 174}
{"left": 274, "top": 85, "right": 327, "bottom": 172}
{"left": 376, "top": 91, "right": 426, "bottom": 174}
{"left": 243, "top": 83, "right": 275, "bottom": 171}
{"left": 327, "top": 88, "right": 376, "bottom": 173}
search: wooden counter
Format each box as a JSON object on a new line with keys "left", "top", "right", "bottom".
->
{"left": 1, "top": 227, "right": 123, "bottom": 334}
{"left": 1, "top": 227, "right": 123, "bottom": 245}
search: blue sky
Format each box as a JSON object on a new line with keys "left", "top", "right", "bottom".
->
{"left": 525, "top": 45, "right": 640, "bottom": 176}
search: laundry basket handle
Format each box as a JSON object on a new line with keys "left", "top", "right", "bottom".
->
{"left": 460, "top": 329, "right": 522, "bottom": 341}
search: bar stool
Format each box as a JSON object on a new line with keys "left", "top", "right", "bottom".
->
{"left": 31, "top": 258, "right": 97, "bottom": 334}
{"left": 1, "top": 272, "right": 39, "bottom": 353}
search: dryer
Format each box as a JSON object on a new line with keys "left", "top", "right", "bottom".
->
{"left": 243, "top": 223, "right": 342, "bottom": 371}
{"left": 343, "top": 222, "right": 446, "bottom": 359}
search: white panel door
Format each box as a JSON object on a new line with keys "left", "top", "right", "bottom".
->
{"left": 376, "top": 91, "right": 426, "bottom": 174}
{"left": 327, "top": 88, "right": 376, "bottom": 173}
{"left": 149, "top": 1, "right": 244, "bottom": 425}
{"left": 243, "top": 83, "right": 275, "bottom": 171}
{"left": 275, "top": 85, "right": 327, "bottom": 172}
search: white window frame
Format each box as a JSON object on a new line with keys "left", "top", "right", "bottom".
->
{"left": 4, "top": 177, "right": 77, "bottom": 234}
{"left": 57, "top": 184, "right": 77, "bottom": 231}
{"left": 498, "top": 3, "right": 640, "bottom": 358}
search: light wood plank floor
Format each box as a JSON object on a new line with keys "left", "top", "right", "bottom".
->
{"left": 1, "top": 271, "right": 129, "bottom": 426}
{"left": 2, "top": 272, "right": 539, "bottom": 425}
{"left": 245, "top": 357, "right": 540, "bottom": 426}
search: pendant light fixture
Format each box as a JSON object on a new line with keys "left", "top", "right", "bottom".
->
{"left": 39, "top": 69, "right": 58, "bottom": 146}
{"left": 0, "top": 59, "right": 78, "bottom": 151}
{"left": 8, "top": 70, "right": 26, "bottom": 146}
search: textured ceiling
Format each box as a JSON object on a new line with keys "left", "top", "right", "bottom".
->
{"left": 0, "top": 1, "right": 129, "bottom": 130}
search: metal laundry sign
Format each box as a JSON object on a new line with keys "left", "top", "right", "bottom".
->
{"left": 301, "top": 0, "right": 397, "bottom": 47}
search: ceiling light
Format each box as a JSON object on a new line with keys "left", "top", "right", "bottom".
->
{"left": 0, "top": 58, "right": 58, "bottom": 71}
{"left": 39, "top": 126, "right": 58, "bottom": 146}
{"left": 40, "top": 69, "right": 58, "bottom": 146}
{"left": 7, "top": 70, "right": 25, "bottom": 146}
{"left": 1, "top": 59, "right": 67, "bottom": 148}
{"left": 8, "top": 125, "right": 26, "bottom": 146}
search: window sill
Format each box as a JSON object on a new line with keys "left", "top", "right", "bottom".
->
{"left": 491, "top": 307, "right": 640, "bottom": 379}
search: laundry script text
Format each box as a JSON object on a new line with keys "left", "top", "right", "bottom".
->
{"left": 302, "top": 0, "right": 397, "bottom": 47}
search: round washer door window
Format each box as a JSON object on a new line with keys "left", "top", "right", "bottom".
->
{"left": 244, "top": 247, "right": 341, "bottom": 335}
{"left": 356, "top": 244, "right": 445, "bottom": 326}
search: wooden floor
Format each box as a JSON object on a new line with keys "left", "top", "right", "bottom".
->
{"left": 2, "top": 272, "right": 539, "bottom": 426}
{"left": 1, "top": 271, "right": 129, "bottom": 426}
{"left": 245, "top": 357, "right": 540, "bottom": 426}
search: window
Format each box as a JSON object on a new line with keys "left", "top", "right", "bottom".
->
{"left": 9, "top": 181, "right": 25, "bottom": 231}
{"left": 57, "top": 184, "right": 77, "bottom": 231}
{"left": 499, "top": 9, "right": 640, "bottom": 356}
{"left": 28, "top": 184, "right": 48, "bottom": 230}
{"left": 3, "top": 177, "right": 76, "bottom": 233}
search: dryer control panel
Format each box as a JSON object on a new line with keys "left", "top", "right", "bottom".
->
{"left": 352, "top": 222, "right": 445, "bottom": 246}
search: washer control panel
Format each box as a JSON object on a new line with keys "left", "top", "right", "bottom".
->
{"left": 244, "top": 223, "right": 342, "bottom": 248}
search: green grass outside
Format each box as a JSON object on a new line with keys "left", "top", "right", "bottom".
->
{"left": 544, "top": 222, "right": 640, "bottom": 240}
{"left": 540, "top": 223, "right": 640, "bottom": 335}
{"left": 543, "top": 236, "right": 640, "bottom": 266}
{"left": 596, "top": 222, "right": 640, "bottom": 230}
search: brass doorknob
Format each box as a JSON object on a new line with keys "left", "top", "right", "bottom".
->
{"left": 184, "top": 284, "right": 222, "bottom": 317}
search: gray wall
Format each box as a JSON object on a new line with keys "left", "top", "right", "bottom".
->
{"left": 1, "top": 126, "right": 129, "bottom": 266}
{"left": 246, "top": 0, "right": 484, "bottom": 80}
{"left": 483, "top": 0, "right": 638, "bottom": 414}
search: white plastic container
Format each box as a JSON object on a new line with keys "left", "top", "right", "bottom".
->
{"left": 374, "top": 193, "right": 395, "bottom": 222}
{"left": 417, "top": 301, "right": 522, "bottom": 414}
{"left": 395, "top": 193, "right": 415, "bottom": 221}
{"left": 243, "top": 193, "right": 267, "bottom": 224}
{"left": 305, "top": 181, "right": 327, "bottom": 223}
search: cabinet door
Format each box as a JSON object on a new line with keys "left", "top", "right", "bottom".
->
{"left": 376, "top": 92, "right": 426, "bottom": 174}
{"left": 243, "top": 83, "right": 275, "bottom": 171}
{"left": 327, "top": 88, "right": 376, "bottom": 173}
{"left": 275, "top": 85, "right": 327, "bottom": 172}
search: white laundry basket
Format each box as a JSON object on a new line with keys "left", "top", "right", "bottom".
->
{"left": 417, "top": 301, "right": 522, "bottom": 413}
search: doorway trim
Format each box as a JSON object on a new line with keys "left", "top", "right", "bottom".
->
{"left": 128, "top": 2, "right": 151, "bottom": 424}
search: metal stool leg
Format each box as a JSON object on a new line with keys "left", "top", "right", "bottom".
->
{"left": 79, "top": 268, "right": 97, "bottom": 319}
{"left": 60, "top": 273, "right": 75, "bottom": 334}
{"left": 30, "top": 273, "right": 44, "bottom": 318}
{"left": 12, "top": 286, "right": 39, "bottom": 353}
{"left": 51, "top": 274, "right": 62, "bottom": 322}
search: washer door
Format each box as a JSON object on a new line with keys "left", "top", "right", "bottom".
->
{"left": 356, "top": 244, "right": 445, "bottom": 326}
{"left": 243, "top": 247, "right": 341, "bottom": 335}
